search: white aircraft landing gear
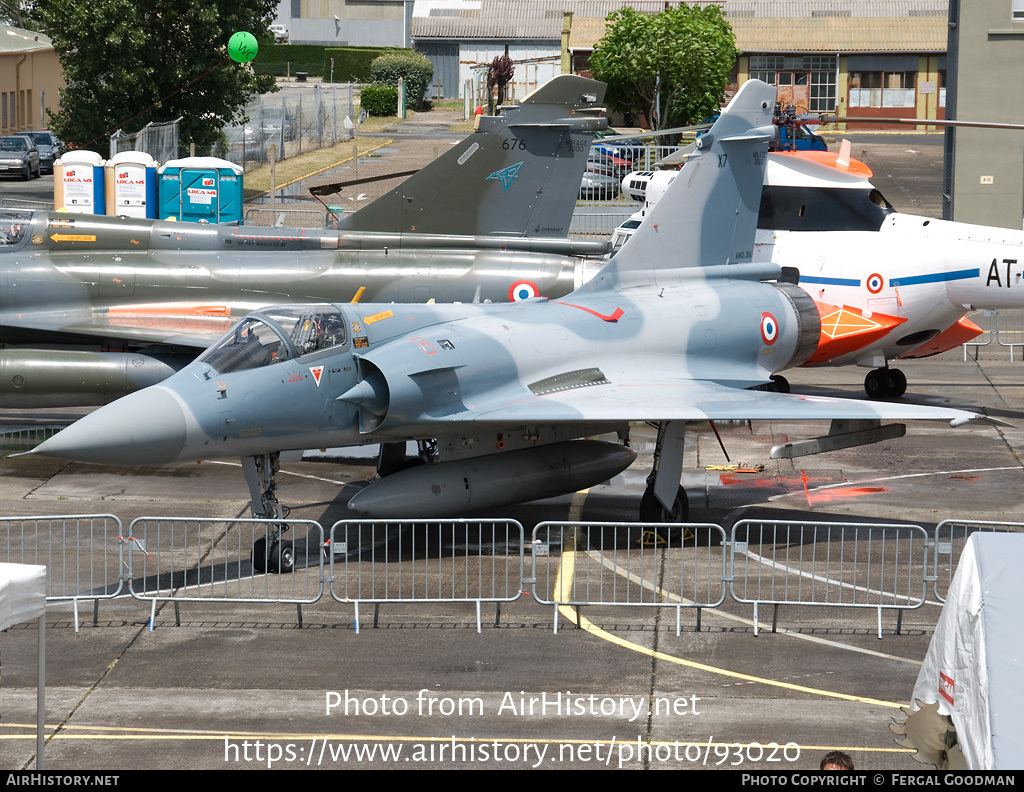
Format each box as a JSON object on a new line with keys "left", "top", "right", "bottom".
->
{"left": 242, "top": 452, "right": 294, "bottom": 574}
{"left": 864, "top": 367, "right": 907, "bottom": 400}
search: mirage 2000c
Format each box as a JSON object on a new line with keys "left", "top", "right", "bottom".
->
{"left": 0, "top": 76, "right": 608, "bottom": 408}
{"left": 33, "top": 81, "right": 997, "bottom": 570}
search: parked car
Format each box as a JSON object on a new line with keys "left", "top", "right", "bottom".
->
{"left": 579, "top": 171, "right": 620, "bottom": 201}
{"left": 257, "top": 105, "right": 297, "bottom": 142}
{"left": 0, "top": 136, "right": 40, "bottom": 180}
{"left": 777, "top": 122, "right": 827, "bottom": 151}
{"left": 593, "top": 128, "right": 645, "bottom": 164}
{"left": 269, "top": 24, "right": 289, "bottom": 43}
{"left": 14, "top": 130, "right": 61, "bottom": 174}
{"left": 224, "top": 125, "right": 268, "bottom": 165}
{"left": 586, "top": 148, "right": 631, "bottom": 180}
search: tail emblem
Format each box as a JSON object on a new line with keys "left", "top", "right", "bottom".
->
{"left": 487, "top": 162, "right": 524, "bottom": 192}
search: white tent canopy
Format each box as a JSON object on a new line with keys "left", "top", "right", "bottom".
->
{"left": 897, "top": 534, "right": 1024, "bottom": 769}
{"left": 0, "top": 562, "right": 46, "bottom": 769}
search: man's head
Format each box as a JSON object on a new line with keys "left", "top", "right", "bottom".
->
{"left": 820, "top": 750, "right": 854, "bottom": 770}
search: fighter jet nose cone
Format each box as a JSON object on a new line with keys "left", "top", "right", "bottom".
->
{"left": 33, "top": 387, "right": 189, "bottom": 465}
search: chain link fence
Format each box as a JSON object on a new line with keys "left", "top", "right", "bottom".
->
{"left": 108, "top": 85, "right": 359, "bottom": 174}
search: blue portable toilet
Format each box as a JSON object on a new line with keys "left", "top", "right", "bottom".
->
{"left": 105, "top": 151, "right": 158, "bottom": 218}
{"left": 54, "top": 151, "right": 106, "bottom": 215}
{"left": 157, "top": 157, "right": 244, "bottom": 223}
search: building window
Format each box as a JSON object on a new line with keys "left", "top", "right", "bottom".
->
{"left": 849, "top": 71, "right": 916, "bottom": 108}
{"left": 809, "top": 69, "right": 836, "bottom": 112}
{"left": 749, "top": 55, "right": 836, "bottom": 112}
{"left": 1013, "top": 0, "right": 1024, "bottom": 20}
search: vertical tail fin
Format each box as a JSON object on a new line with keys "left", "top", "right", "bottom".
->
{"left": 591, "top": 80, "right": 778, "bottom": 288}
{"left": 339, "top": 75, "right": 607, "bottom": 238}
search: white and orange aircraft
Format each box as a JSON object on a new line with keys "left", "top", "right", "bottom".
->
{"left": 614, "top": 142, "right": 1023, "bottom": 398}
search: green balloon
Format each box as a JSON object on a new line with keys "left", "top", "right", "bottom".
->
{"left": 228, "top": 31, "right": 258, "bottom": 63}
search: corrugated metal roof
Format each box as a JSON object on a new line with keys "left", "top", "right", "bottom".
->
{"left": 412, "top": 0, "right": 715, "bottom": 39}
{"left": 724, "top": 1, "right": 947, "bottom": 17}
{"left": 732, "top": 15, "right": 947, "bottom": 52}
{"left": 414, "top": 0, "right": 950, "bottom": 47}
{"left": 0, "top": 24, "right": 53, "bottom": 54}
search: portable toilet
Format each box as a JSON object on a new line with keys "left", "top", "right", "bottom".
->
{"left": 54, "top": 151, "right": 106, "bottom": 215}
{"left": 158, "top": 157, "right": 244, "bottom": 223}
{"left": 105, "top": 151, "right": 158, "bottom": 218}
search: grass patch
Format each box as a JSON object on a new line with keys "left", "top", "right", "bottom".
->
{"left": 430, "top": 99, "right": 465, "bottom": 112}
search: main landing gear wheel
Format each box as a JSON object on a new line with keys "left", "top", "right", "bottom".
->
{"left": 769, "top": 374, "right": 790, "bottom": 393}
{"left": 887, "top": 368, "right": 907, "bottom": 398}
{"left": 864, "top": 367, "right": 907, "bottom": 399}
{"left": 639, "top": 485, "right": 692, "bottom": 541}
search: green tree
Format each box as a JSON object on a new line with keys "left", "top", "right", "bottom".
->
{"left": 0, "top": 1, "right": 40, "bottom": 29}
{"left": 369, "top": 51, "right": 434, "bottom": 110}
{"left": 35, "top": 0, "right": 277, "bottom": 150}
{"left": 589, "top": 5, "right": 737, "bottom": 130}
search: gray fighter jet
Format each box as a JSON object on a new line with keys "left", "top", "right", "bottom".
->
{"left": 0, "top": 76, "right": 607, "bottom": 408}
{"left": 32, "top": 81, "right": 993, "bottom": 542}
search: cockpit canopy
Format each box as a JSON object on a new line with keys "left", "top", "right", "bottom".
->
{"left": 199, "top": 305, "right": 349, "bottom": 374}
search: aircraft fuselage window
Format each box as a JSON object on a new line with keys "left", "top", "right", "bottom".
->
{"left": 199, "top": 317, "right": 290, "bottom": 374}
{"left": 758, "top": 186, "right": 895, "bottom": 232}
{"left": 289, "top": 309, "right": 348, "bottom": 355}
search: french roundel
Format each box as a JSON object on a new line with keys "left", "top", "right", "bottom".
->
{"left": 866, "top": 273, "right": 884, "bottom": 294}
{"left": 760, "top": 312, "right": 779, "bottom": 346}
{"left": 509, "top": 280, "right": 540, "bottom": 302}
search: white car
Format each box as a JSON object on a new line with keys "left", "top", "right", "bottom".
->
{"left": 269, "top": 24, "right": 288, "bottom": 44}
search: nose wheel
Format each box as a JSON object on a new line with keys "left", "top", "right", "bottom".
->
{"left": 252, "top": 535, "right": 295, "bottom": 574}
{"left": 864, "top": 367, "right": 907, "bottom": 399}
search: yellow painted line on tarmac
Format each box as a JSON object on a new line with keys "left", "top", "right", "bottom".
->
{"left": 584, "top": 550, "right": 922, "bottom": 667}
{"left": 0, "top": 725, "right": 911, "bottom": 755}
{"left": 553, "top": 538, "right": 905, "bottom": 710}
{"left": 568, "top": 488, "right": 589, "bottom": 522}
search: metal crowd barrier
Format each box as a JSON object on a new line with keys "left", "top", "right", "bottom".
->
{"left": 6, "top": 512, "right": 1009, "bottom": 635}
{"left": 962, "top": 308, "right": 1024, "bottom": 361}
{"left": 530, "top": 522, "right": 728, "bottom": 635}
{"left": 329, "top": 519, "right": 525, "bottom": 633}
{"left": 729, "top": 520, "right": 930, "bottom": 637}
{"left": 994, "top": 309, "right": 1024, "bottom": 361}
{"left": 569, "top": 209, "right": 637, "bottom": 238}
{"left": 0, "top": 514, "right": 124, "bottom": 631}
{"left": 932, "top": 518, "right": 1024, "bottom": 602}
{"left": 963, "top": 309, "right": 995, "bottom": 360}
{"left": 125, "top": 517, "right": 324, "bottom": 628}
